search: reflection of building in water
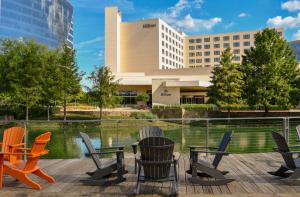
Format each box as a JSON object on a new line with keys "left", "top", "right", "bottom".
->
{"left": 0, "top": 0, "right": 73, "bottom": 48}
{"left": 108, "top": 137, "right": 113, "bottom": 147}
{"left": 257, "top": 133, "right": 266, "bottom": 148}
{"left": 239, "top": 133, "right": 248, "bottom": 149}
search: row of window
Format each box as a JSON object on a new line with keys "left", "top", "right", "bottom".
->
{"left": 162, "top": 51, "right": 183, "bottom": 63}
{"left": 162, "top": 33, "right": 183, "bottom": 50}
{"left": 162, "top": 41, "right": 183, "bottom": 56}
{"left": 189, "top": 34, "right": 252, "bottom": 44}
{"left": 188, "top": 42, "right": 251, "bottom": 50}
{"left": 162, "top": 57, "right": 183, "bottom": 68}
{"left": 189, "top": 56, "right": 241, "bottom": 64}
{"left": 188, "top": 49, "right": 245, "bottom": 57}
{"left": 161, "top": 24, "right": 183, "bottom": 43}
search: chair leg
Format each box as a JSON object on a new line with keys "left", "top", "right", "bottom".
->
{"left": 286, "top": 168, "right": 300, "bottom": 180}
{"left": 16, "top": 173, "right": 41, "bottom": 190}
{"left": 34, "top": 169, "right": 55, "bottom": 183}
{"left": 268, "top": 166, "right": 289, "bottom": 177}
{"left": 134, "top": 165, "right": 141, "bottom": 194}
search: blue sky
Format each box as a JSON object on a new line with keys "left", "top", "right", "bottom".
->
{"left": 70, "top": 0, "right": 300, "bottom": 77}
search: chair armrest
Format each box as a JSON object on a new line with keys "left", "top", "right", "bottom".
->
{"left": 85, "top": 150, "right": 124, "bottom": 156}
{"left": 137, "top": 159, "right": 174, "bottom": 165}
{"left": 131, "top": 141, "right": 139, "bottom": 154}
{"left": 95, "top": 146, "right": 124, "bottom": 151}
{"left": 189, "top": 145, "right": 218, "bottom": 150}
{"left": 288, "top": 145, "right": 300, "bottom": 149}
{"left": 9, "top": 143, "right": 26, "bottom": 148}
{"left": 191, "top": 150, "right": 229, "bottom": 155}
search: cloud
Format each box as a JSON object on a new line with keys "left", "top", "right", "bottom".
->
{"left": 293, "top": 30, "right": 300, "bottom": 39}
{"left": 281, "top": 0, "right": 300, "bottom": 12}
{"left": 74, "top": 37, "right": 103, "bottom": 49}
{"left": 152, "top": 0, "right": 221, "bottom": 33}
{"left": 267, "top": 13, "right": 300, "bottom": 28}
{"left": 238, "top": 13, "right": 249, "bottom": 18}
{"left": 71, "top": 0, "right": 134, "bottom": 12}
{"left": 224, "top": 22, "right": 235, "bottom": 30}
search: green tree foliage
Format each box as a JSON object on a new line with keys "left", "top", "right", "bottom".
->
{"left": 87, "top": 66, "right": 120, "bottom": 120}
{"left": 0, "top": 39, "right": 82, "bottom": 120}
{"left": 207, "top": 48, "right": 244, "bottom": 113}
{"left": 241, "top": 28, "right": 299, "bottom": 112}
{"left": 59, "top": 43, "right": 82, "bottom": 121}
{"left": 137, "top": 92, "right": 150, "bottom": 103}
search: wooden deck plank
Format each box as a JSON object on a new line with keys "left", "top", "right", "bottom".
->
{"left": 2, "top": 153, "right": 300, "bottom": 196}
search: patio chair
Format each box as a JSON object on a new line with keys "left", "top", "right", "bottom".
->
{"left": 1, "top": 127, "right": 25, "bottom": 164}
{"left": 132, "top": 126, "right": 180, "bottom": 173}
{"left": 2, "top": 132, "right": 55, "bottom": 189}
{"left": 135, "top": 137, "right": 178, "bottom": 195}
{"left": 268, "top": 131, "right": 300, "bottom": 179}
{"left": 187, "top": 131, "right": 234, "bottom": 185}
{"left": 80, "top": 132, "right": 126, "bottom": 185}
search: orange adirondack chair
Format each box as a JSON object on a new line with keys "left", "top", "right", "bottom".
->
{"left": 0, "top": 127, "right": 25, "bottom": 164}
{"left": 3, "top": 132, "right": 55, "bottom": 189}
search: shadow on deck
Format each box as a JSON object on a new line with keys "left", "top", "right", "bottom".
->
{"left": 1, "top": 153, "right": 300, "bottom": 197}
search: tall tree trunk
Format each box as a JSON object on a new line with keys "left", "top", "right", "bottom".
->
{"left": 47, "top": 105, "right": 50, "bottom": 121}
{"left": 63, "top": 96, "right": 67, "bottom": 121}
{"left": 26, "top": 95, "right": 29, "bottom": 122}
{"left": 227, "top": 108, "right": 231, "bottom": 123}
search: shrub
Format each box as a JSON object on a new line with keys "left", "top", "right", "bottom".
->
{"left": 136, "top": 93, "right": 150, "bottom": 103}
{"left": 130, "top": 112, "right": 158, "bottom": 119}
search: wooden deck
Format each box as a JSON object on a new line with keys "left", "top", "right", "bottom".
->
{"left": 2, "top": 153, "right": 300, "bottom": 196}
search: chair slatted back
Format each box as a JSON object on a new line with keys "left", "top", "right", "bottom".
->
{"left": 24, "top": 132, "right": 51, "bottom": 171}
{"left": 139, "top": 126, "right": 164, "bottom": 140}
{"left": 271, "top": 131, "right": 296, "bottom": 169}
{"left": 212, "top": 131, "right": 233, "bottom": 168}
{"left": 80, "top": 132, "right": 102, "bottom": 169}
{"left": 296, "top": 125, "right": 300, "bottom": 141}
{"left": 2, "top": 127, "right": 25, "bottom": 153}
{"left": 139, "top": 137, "right": 174, "bottom": 180}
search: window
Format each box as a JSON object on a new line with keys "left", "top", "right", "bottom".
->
{"left": 233, "top": 35, "right": 240, "bottom": 40}
{"left": 162, "top": 49, "right": 164, "bottom": 54}
{"left": 162, "top": 25, "right": 164, "bottom": 30}
{"left": 196, "top": 45, "right": 202, "bottom": 50}
{"left": 196, "top": 38, "right": 201, "bottom": 43}
{"left": 204, "top": 37, "right": 210, "bottom": 42}
{"left": 196, "top": 52, "right": 202, "bottom": 56}
{"left": 243, "top": 34, "right": 250, "bottom": 39}
{"left": 214, "top": 43, "right": 220, "bottom": 48}
{"left": 205, "top": 58, "right": 210, "bottom": 63}
{"left": 189, "top": 39, "right": 195, "bottom": 44}
{"left": 233, "top": 42, "right": 240, "bottom": 47}
{"left": 162, "top": 57, "right": 165, "bottom": 62}
{"left": 223, "top": 36, "right": 230, "bottom": 41}
{"left": 189, "top": 46, "right": 195, "bottom": 50}
{"left": 233, "top": 56, "right": 240, "bottom": 61}
{"left": 214, "top": 37, "right": 220, "bottom": 42}
{"left": 189, "top": 59, "right": 195, "bottom": 64}
{"left": 196, "top": 59, "right": 202, "bottom": 63}
{"left": 205, "top": 65, "right": 211, "bottom": 67}
{"left": 204, "top": 51, "right": 210, "bottom": 56}
{"left": 214, "top": 51, "right": 220, "bottom": 55}
{"left": 243, "top": 41, "right": 250, "bottom": 46}
{"left": 223, "top": 43, "right": 230, "bottom": 48}
{"left": 214, "top": 57, "right": 220, "bottom": 62}
{"left": 162, "top": 33, "right": 164, "bottom": 38}
{"left": 204, "top": 44, "right": 210, "bottom": 49}
{"left": 162, "top": 41, "right": 164, "bottom": 46}
{"left": 233, "top": 49, "right": 240, "bottom": 54}
{"left": 166, "top": 51, "right": 168, "bottom": 56}
{"left": 166, "top": 35, "right": 168, "bottom": 40}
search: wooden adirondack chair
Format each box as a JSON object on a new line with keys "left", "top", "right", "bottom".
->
{"left": 2, "top": 132, "right": 55, "bottom": 189}
{"left": 135, "top": 137, "right": 178, "bottom": 195}
{"left": 188, "top": 131, "right": 234, "bottom": 185}
{"left": 268, "top": 131, "right": 300, "bottom": 179}
{"left": 0, "top": 127, "right": 25, "bottom": 164}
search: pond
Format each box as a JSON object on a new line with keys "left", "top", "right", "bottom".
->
{"left": 3, "top": 118, "right": 300, "bottom": 159}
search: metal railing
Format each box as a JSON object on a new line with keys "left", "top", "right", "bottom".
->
{"left": 1, "top": 117, "right": 300, "bottom": 159}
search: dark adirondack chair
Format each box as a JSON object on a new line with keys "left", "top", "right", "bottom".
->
{"left": 132, "top": 126, "right": 164, "bottom": 173}
{"left": 80, "top": 132, "right": 127, "bottom": 185}
{"left": 188, "top": 131, "right": 234, "bottom": 185}
{"left": 268, "top": 131, "right": 300, "bottom": 179}
{"left": 135, "top": 137, "right": 178, "bottom": 195}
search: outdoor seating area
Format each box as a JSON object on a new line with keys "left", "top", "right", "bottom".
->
{"left": 2, "top": 125, "right": 300, "bottom": 196}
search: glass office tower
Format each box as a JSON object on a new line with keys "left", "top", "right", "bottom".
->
{"left": 0, "top": 0, "right": 73, "bottom": 48}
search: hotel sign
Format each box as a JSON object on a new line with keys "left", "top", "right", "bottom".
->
{"left": 161, "top": 89, "right": 171, "bottom": 96}
{"left": 143, "top": 24, "right": 156, "bottom": 28}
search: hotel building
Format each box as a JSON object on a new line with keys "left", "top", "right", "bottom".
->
{"left": 105, "top": 7, "right": 284, "bottom": 106}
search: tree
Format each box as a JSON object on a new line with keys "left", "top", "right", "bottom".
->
{"left": 41, "top": 49, "right": 63, "bottom": 121}
{"left": 88, "top": 66, "right": 120, "bottom": 120}
{"left": 0, "top": 39, "right": 48, "bottom": 121}
{"left": 207, "top": 48, "right": 244, "bottom": 116}
{"left": 137, "top": 93, "right": 150, "bottom": 103}
{"left": 241, "top": 28, "right": 299, "bottom": 112}
{"left": 59, "top": 43, "right": 82, "bottom": 121}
